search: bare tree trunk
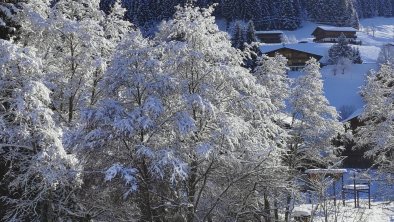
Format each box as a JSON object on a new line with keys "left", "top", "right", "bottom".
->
{"left": 68, "top": 96, "right": 74, "bottom": 123}
{"left": 285, "top": 194, "right": 291, "bottom": 222}
{"left": 186, "top": 160, "right": 198, "bottom": 222}
{"left": 264, "top": 192, "right": 271, "bottom": 222}
{"left": 274, "top": 200, "right": 279, "bottom": 222}
{"left": 139, "top": 161, "right": 153, "bottom": 222}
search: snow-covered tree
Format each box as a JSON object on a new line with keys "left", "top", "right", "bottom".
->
{"left": 156, "top": 5, "right": 288, "bottom": 221}
{"left": 70, "top": 4, "right": 288, "bottom": 221}
{"left": 287, "top": 58, "right": 344, "bottom": 168}
{"left": 358, "top": 63, "right": 394, "bottom": 174}
{"left": 378, "top": 43, "right": 394, "bottom": 64}
{"left": 328, "top": 33, "right": 362, "bottom": 64}
{"left": 282, "top": 58, "right": 344, "bottom": 221}
{"left": 254, "top": 54, "right": 289, "bottom": 110}
{"left": 0, "top": 1, "right": 22, "bottom": 40}
{"left": 19, "top": 0, "right": 131, "bottom": 123}
{"left": 277, "top": 0, "right": 301, "bottom": 30}
{"left": 0, "top": 40, "right": 80, "bottom": 221}
{"left": 245, "top": 20, "right": 256, "bottom": 44}
{"left": 231, "top": 21, "right": 244, "bottom": 49}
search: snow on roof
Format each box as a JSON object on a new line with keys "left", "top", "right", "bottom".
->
{"left": 341, "top": 107, "right": 364, "bottom": 122}
{"left": 316, "top": 26, "right": 358, "bottom": 32}
{"left": 305, "top": 168, "right": 348, "bottom": 174}
{"left": 255, "top": 30, "right": 283, "bottom": 34}
{"left": 259, "top": 43, "right": 330, "bottom": 58}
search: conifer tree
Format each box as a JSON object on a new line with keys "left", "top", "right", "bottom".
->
{"left": 231, "top": 21, "right": 244, "bottom": 49}
{"left": 245, "top": 20, "right": 256, "bottom": 44}
{"left": 328, "top": 33, "right": 361, "bottom": 64}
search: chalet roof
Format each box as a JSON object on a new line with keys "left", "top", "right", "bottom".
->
{"left": 259, "top": 43, "right": 328, "bottom": 58}
{"left": 255, "top": 30, "right": 283, "bottom": 35}
{"left": 341, "top": 108, "right": 364, "bottom": 122}
{"left": 313, "top": 26, "right": 358, "bottom": 33}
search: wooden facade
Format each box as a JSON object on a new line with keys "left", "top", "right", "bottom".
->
{"left": 265, "top": 47, "right": 323, "bottom": 70}
{"left": 312, "top": 26, "right": 360, "bottom": 44}
{"left": 255, "top": 31, "right": 283, "bottom": 43}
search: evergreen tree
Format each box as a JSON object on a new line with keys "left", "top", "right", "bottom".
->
{"left": 328, "top": 33, "right": 354, "bottom": 64}
{"left": 0, "top": 1, "right": 22, "bottom": 40}
{"left": 231, "top": 21, "right": 244, "bottom": 49}
{"left": 278, "top": 0, "right": 301, "bottom": 30}
{"left": 245, "top": 20, "right": 256, "bottom": 44}
{"left": 352, "top": 47, "right": 363, "bottom": 64}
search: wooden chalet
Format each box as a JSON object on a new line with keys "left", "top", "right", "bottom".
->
{"left": 312, "top": 26, "right": 360, "bottom": 44}
{"left": 261, "top": 44, "right": 324, "bottom": 71}
{"left": 255, "top": 31, "right": 283, "bottom": 43}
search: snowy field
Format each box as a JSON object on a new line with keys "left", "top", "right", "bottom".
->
{"left": 277, "top": 18, "right": 394, "bottom": 221}
{"left": 278, "top": 18, "right": 394, "bottom": 120}
{"left": 294, "top": 201, "right": 394, "bottom": 222}
{"left": 291, "top": 170, "right": 394, "bottom": 222}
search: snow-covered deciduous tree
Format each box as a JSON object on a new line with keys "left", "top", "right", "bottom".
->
{"left": 358, "top": 63, "right": 394, "bottom": 174}
{"left": 19, "top": 0, "right": 131, "bottom": 123}
{"left": 287, "top": 58, "right": 344, "bottom": 168}
{"left": 157, "top": 5, "right": 288, "bottom": 221}
{"left": 67, "top": 30, "right": 166, "bottom": 221}
{"left": 69, "top": 4, "right": 288, "bottom": 221}
{"left": 378, "top": 43, "right": 394, "bottom": 64}
{"left": 0, "top": 40, "right": 80, "bottom": 221}
{"left": 254, "top": 54, "right": 289, "bottom": 110}
{"left": 282, "top": 58, "right": 344, "bottom": 221}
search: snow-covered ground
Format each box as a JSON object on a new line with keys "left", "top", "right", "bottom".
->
{"left": 279, "top": 18, "right": 394, "bottom": 221}
{"left": 288, "top": 63, "right": 378, "bottom": 119}
{"left": 294, "top": 201, "right": 394, "bottom": 222}
{"left": 275, "top": 18, "right": 394, "bottom": 119}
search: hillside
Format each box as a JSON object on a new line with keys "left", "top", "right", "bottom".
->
{"left": 98, "top": 0, "right": 394, "bottom": 33}
{"left": 267, "top": 18, "right": 393, "bottom": 120}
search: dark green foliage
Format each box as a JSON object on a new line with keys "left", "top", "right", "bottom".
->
{"left": 245, "top": 20, "right": 256, "bottom": 44}
{"left": 328, "top": 33, "right": 363, "bottom": 64}
{"left": 352, "top": 47, "right": 363, "bottom": 64}
{"left": 231, "top": 22, "right": 244, "bottom": 49}
{"left": 98, "top": 0, "right": 394, "bottom": 32}
{"left": 0, "top": 2, "right": 22, "bottom": 40}
{"left": 305, "top": 0, "right": 359, "bottom": 28}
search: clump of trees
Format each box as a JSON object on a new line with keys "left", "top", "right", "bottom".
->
{"left": 231, "top": 20, "right": 257, "bottom": 50}
{"left": 358, "top": 62, "right": 394, "bottom": 175}
{"left": 328, "top": 33, "right": 362, "bottom": 74}
{"left": 0, "top": 1, "right": 349, "bottom": 221}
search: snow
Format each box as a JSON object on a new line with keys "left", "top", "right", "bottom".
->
{"left": 320, "top": 63, "right": 377, "bottom": 113}
{"left": 288, "top": 63, "right": 377, "bottom": 116}
{"left": 294, "top": 201, "right": 394, "bottom": 222}
{"left": 255, "top": 30, "right": 283, "bottom": 34}
{"left": 260, "top": 43, "right": 330, "bottom": 59}
{"left": 305, "top": 168, "right": 348, "bottom": 174}
{"left": 342, "top": 107, "right": 364, "bottom": 122}
{"left": 315, "top": 26, "right": 358, "bottom": 32}
{"left": 343, "top": 184, "right": 369, "bottom": 190}
{"left": 359, "top": 17, "right": 394, "bottom": 46}
{"left": 262, "top": 18, "right": 394, "bottom": 119}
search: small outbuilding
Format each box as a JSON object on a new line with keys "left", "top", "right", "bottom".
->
{"left": 255, "top": 31, "right": 283, "bottom": 44}
{"left": 312, "top": 26, "right": 360, "bottom": 44}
